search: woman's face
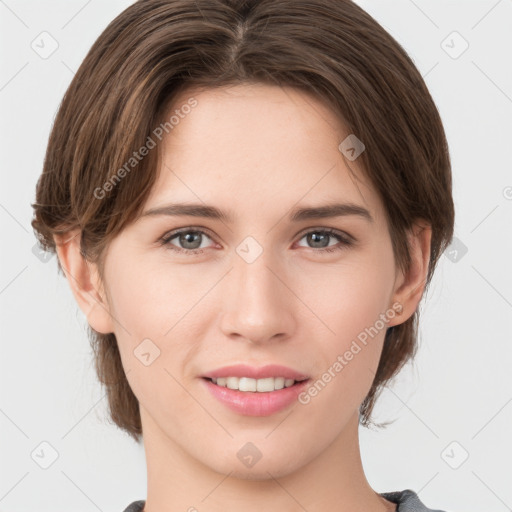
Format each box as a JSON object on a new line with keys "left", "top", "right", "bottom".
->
{"left": 96, "top": 83, "right": 410, "bottom": 478}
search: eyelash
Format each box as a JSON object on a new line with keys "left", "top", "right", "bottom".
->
{"left": 158, "top": 227, "right": 354, "bottom": 256}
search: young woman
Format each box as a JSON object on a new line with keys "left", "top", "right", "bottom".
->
{"left": 31, "top": 1, "right": 455, "bottom": 511}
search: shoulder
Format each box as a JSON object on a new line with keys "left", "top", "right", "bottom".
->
{"left": 380, "top": 489, "right": 450, "bottom": 511}
{"left": 121, "top": 500, "right": 145, "bottom": 512}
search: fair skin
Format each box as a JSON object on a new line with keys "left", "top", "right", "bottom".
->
{"left": 55, "top": 83, "right": 431, "bottom": 512}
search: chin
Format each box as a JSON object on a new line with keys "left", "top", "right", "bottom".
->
{"left": 206, "top": 450, "right": 305, "bottom": 481}
{"left": 225, "top": 465, "right": 296, "bottom": 481}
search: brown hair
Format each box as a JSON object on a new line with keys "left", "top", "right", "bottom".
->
{"left": 31, "top": 0, "right": 454, "bottom": 442}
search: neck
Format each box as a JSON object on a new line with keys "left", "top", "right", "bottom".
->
{"left": 140, "top": 407, "right": 396, "bottom": 512}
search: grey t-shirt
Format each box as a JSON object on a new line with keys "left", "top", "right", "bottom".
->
{"left": 122, "top": 489, "right": 448, "bottom": 511}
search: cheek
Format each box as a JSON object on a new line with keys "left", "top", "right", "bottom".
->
{"left": 102, "top": 251, "right": 209, "bottom": 386}
{"left": 297, "top": 251, "right": 395, "bottom": 396}
{"left": 103, "top": 259, "right": 197, "bottom": 418}
{"left": 104, "top": 251, "right": 189, "bottom": 336}
{"left": 299, "top": 255, "right": 394, "bottom": 342}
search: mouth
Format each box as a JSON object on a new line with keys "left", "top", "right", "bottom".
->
{"left": 201, "top": 375, "right": 312, "bottom": 416}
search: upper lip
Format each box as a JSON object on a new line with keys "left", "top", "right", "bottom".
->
{"left": 202, "top": 364, "right": 310, "bottom": 381}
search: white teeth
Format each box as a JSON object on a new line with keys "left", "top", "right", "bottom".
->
{"left": 210, "top": 376, "right": 300, "bottom": 392}
{"left": 226, "top": 376, "right": 239, "bottom": 390}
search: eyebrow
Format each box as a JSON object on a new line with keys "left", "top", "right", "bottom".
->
{"left": 139, "top": 202, "right": 373, "bottom": 224}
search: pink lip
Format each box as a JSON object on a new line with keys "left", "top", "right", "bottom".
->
{"left": 201, "top": 377, "right": 310, "bottom": 416}
{"left": 201, "top": 364, "right": 309, "bottom": 381}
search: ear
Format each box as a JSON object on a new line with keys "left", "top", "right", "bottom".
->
{"left": 387, "top": 220, "right": 432, "bottom": 327}
{"left": 53, "top": 230, "right": 115, "bottom": 334}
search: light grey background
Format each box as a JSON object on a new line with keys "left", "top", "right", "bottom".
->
{"left": 1, "top": 1, "right": 511, "bottom": 511}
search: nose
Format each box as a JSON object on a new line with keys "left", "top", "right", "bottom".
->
{"left": 219, "top": 246, "right": 296, "bottom": 345}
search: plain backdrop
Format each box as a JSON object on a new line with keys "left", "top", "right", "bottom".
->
{"left": 1, "top": 1, "right": 511, "bottom": 511}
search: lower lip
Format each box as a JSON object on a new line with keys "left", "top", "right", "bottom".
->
{"left": 201, "top": 378, "right": 310, "bottom": 416}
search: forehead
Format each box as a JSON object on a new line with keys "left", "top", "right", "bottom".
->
{"left": 168, "top": 82, "right": 345, "bottom": 154}
{"left": 144, "top": 83, "right": 383, "bottom": 224}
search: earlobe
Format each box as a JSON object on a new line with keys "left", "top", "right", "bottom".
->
{"left": 388, "top": 221, "right": 432, "bottom": 327}
{"left": 53, "top": 230, "right": 115, "bottom": 334}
